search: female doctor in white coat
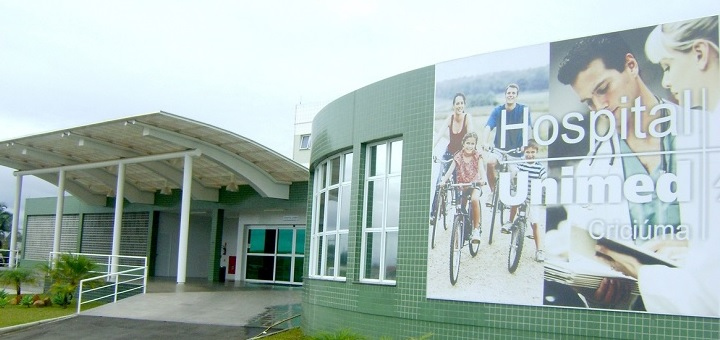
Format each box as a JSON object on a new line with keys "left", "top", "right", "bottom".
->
{"left": 557, "top": 30, "right": 717, "bottom": 317}
{"left": 591, "top": 18, "right": 719, "bottom": 317}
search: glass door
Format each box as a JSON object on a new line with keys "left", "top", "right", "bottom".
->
{"left": 245, "top": 225, "right": 305, "bottom": 285}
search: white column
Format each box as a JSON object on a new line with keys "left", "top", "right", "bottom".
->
{"left": 111, "top": 163, "right": 125, "bottom": 277}
{"left": 9, "top": 175, "right": 22, "bottom": 268}
{"left": 176, "top": 154, "right": 193, "bottom": 284}
{"left": 52, "top": 170, "right": 66, "bottom": 259}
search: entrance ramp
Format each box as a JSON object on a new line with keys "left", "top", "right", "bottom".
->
{"left": 81, "top": 277, "right": 302, "bottom": 328}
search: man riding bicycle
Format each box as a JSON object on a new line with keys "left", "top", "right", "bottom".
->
{"left": 482, "top": 83, "right": 533, "bottom": 193}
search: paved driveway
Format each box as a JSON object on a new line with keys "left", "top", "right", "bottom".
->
{"left": 0, "top": 278, "right": 302, "bottom": 340}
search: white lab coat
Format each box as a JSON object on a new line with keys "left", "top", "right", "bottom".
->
{"left": 566, "top": 113, "right": 718, "bottom": 317}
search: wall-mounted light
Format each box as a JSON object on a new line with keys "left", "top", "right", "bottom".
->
{"left": 159, "top": 180, "right": 173, "bottom": 195}
{"left": 226, "top": 174, "right": 239, "bottom": 192}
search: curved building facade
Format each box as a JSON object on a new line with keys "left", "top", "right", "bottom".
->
{"left": 303, "top": 14, "right": 720, "bottom": 339}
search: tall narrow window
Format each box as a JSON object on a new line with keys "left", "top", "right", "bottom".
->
{"left": 361, "top": 139, "right": 402, "bottom": 284}
{"left": 310, "top": 152, "right": 352, "bottom": 280}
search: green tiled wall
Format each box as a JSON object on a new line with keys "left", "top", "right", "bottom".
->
{"left": 303, "top": 66, "right": 719, "bottom": 339}
{"left": 219, "top": 182, "right": 308, "bottom": 211}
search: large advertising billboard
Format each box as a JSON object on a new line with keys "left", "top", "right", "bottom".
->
{"left": 426, "top": 15, "right": 719, "bottom": 318}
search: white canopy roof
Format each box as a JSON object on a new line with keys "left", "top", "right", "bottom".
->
{"left": 0, "top": 111, "right": 308, "bottom": 205}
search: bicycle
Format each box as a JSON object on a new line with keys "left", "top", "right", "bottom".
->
{"left": 507, "top": 198, "right": 529, "bottom": 273}
{"left": 431, "top": 181, "right": 451, "bottom": 249}
{"left": 448, "top": 182, "right": 483, "bottom": 285}
{"left": 486, "top": 147, "right": 521, "bottom": 245}
{"left": 430, "top": 156, "right": 453, "bottom": 249}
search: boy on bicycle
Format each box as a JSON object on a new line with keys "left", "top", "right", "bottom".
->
{"left": 501, "top": 139, "right": 547, "bottom": 262}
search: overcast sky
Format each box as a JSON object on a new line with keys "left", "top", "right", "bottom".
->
{"left": 1, "top": 0, "right": 718, "bottom": 210}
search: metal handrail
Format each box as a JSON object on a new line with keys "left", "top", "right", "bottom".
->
{"left": 46, "top": 252, "right": 148, "bottom": 314}
{"left": 76, "top": 265, "right": 148, "bottom": 314}
{"left": 0, "top": 248, "right": 20, "bottom": 268}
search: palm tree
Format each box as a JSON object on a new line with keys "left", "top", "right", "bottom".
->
{"left": 42, "top": 253, "right": 99, "bottom": 308}
{"left": 0, "top": 266, "right": 37, "bottom": 297}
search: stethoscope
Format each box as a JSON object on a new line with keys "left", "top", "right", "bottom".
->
{"left": 588, "top": 136, "right": 669, "bottom": 173}
{"left": 588, "top": 99, "right": 671, "bottom": 174}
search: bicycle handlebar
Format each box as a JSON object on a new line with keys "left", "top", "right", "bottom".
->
{"left": 448, "top": 182, "right": 486, "bottom": 188}
{"left": 485, "top": 146, "right": 523, "bottom": 157}
{"left": 432, "top": 155, "right": 453, "bottom": 164}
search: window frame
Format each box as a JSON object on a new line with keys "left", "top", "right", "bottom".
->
{"left": 245, "top": 226, "right": 305, "bottom": 285}
{"left": 309, "top": 151, "right": 353, "bottom": 281}
{"left": 299, "top": 134, "right": 312, "bottom": 150}
{"left": 359, "top": 138, "right": 402, "bottom": 284}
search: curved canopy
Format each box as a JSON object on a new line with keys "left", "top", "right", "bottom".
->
{"left": 0, "top": 111, "right": 308, "bottom": 205}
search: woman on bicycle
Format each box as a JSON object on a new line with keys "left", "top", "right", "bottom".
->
{"left": 438, "top": 132, "right": 488, "bottom": 243}
{"left": 430, "top": 93, "right": 475, "bottom": 226}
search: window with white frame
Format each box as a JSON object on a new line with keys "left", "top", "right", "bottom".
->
{"left": 361, "top": 139, "right": 402, "bottom": 284}
{"left": 310, "top": 152, "right": 353, "bottom": 280}
{"left": 300, "top": 134, "right": 312, "bottom": 150}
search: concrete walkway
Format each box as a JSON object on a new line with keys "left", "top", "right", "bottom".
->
{"left": 0, "top": 277, "right": 303, "bottom": 340}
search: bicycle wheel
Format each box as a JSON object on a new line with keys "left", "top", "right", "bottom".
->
{"left": 507, "top": 218, "right": 526, "bottom": 273}
{"left": 488, "top": 179, "right": 501, "bottom": 245}
{"left": 500, "top": 201, "right": 508, "bottom": 226}
{"left": 431, "top": 208, "right": 439, "bottom": 249}
{"left": 449, "top": 215, "right": 463, "bottom": 285}
{"left": 440, "top": 190, "right": 448, "bottom": 230}
{"left": 468, "top": 217, "right": 480, "bottom": 258}
{"left": 430, "top": 187, "right": 444, "bottom": 249}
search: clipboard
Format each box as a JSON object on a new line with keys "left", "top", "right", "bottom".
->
{"left": 596, "top": 237, "right": 677, "bottom": 268}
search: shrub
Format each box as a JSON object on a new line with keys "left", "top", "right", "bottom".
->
{"left": 0, "top": 289, "right": 8, "bottom": 308}
{"left": 41, "top": 253, "right": 99, "bottom": 308}
{"left": 51, "top": 292, "right": 66, "bottom": 306}
{"left": 20, "top": 294, "right": 33, "bottom": 307}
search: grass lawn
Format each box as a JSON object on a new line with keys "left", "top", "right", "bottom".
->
{"left": 264, "top": 328, "right": 366, "bottom": 339}
{"left": 263, "top": 328, "right": 436, "bottom": 339}
{"left": 0, "top": 296, "right": 105, "bottom": 329}
{"left": 264, "top": 327, "right": 306, "bottom": 339}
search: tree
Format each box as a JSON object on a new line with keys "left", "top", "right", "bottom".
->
{"left": 0, "top": 266, "right": 38, "bottom": 297}
{"left": 0, "top": 203, "right": 14, "bottom": 266}
{"left": 42, "top": 253, "right": 99, "bottom": 308}
{"left": 0, "top": 203, "right": 11, "bottom": 241}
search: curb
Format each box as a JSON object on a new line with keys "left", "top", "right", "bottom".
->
{"left": 0, "top": 314, "right": 78, "bottom": 335}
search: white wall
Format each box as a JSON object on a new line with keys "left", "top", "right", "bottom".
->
{"left": 221, "top": 215, "right": 238, "bottom": 279}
